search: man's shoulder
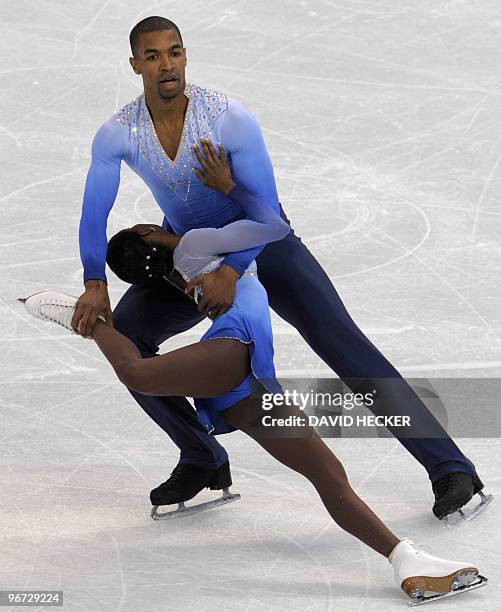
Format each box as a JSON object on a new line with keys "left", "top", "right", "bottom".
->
{"left": 188, "top": 82, "right": 230, "bottom": 120}
{"left": 90, "top": 98, "right": 140, "bottom": 156}
{"left": 188, "top": 83, "right": 256, "bottom": 126}
{"left": 113, "top": 93, "right": 143, "bottom": 131}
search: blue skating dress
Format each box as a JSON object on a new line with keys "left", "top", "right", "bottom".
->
{"left": 172, "top": 184, "right": 288, "bottom": 434}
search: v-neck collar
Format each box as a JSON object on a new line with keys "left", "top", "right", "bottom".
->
{"left": 143, "top": 83, "right": 193, "bottom": 167}
{"left": 117, "top": 82, "right": 228, "bottom": 201}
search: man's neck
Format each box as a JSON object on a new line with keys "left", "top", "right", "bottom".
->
{"left": 144, "top": 89, "right": 189, "bottom": 127}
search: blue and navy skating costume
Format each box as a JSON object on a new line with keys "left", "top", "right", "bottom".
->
{"left": 78, "top": 81, "right": 477, "bottom": 480}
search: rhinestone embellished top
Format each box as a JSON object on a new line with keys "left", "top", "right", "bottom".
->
{"left": 80, "top": 82, "right": 282, "bottom": 282}
{"left": 115, "top": 82, "right": 228, "bottom": 202}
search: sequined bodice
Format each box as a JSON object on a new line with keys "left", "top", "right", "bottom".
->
{"left": 115, "top": 83, "right": 228, "bottom": 202}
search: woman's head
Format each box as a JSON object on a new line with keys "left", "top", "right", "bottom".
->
{"left": 106, "top": 229, "right": 174, "bottom": 284}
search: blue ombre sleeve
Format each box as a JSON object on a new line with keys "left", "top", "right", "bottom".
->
{"left": 218, "top": 99, "right": 285, "bottom": 275}
{"left": 180, "top": 184, "right": 289, "bottom": 257}
{"left": 79, "top": 119, "right": 126, "bottom": 283}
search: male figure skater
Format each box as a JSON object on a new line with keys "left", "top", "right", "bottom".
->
{"left": 74, "top": 16, "right": 488, "bottom": 521}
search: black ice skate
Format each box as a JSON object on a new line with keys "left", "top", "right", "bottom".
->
{"left": 432, "top": 472, "right": 493, "bottom": 526}
{"left": 150, "top": 460, "right": 240, "bottom": 520}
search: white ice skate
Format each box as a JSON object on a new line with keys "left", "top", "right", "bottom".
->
{"left": 389, "top": 539, "right": 487, "bottom": 606}
{"left": 18, "top": 290, "right": 101, "bottom": 332}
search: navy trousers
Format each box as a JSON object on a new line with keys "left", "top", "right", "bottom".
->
{"left": 112, "top": 212, "right": 475, "bottom": 482}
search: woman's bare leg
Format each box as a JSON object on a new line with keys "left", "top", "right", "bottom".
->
{"left": 91, "top": 319, "right": 250, "bottom": 397}
{"left": 223, "top": 397, "right": 400, "bottom": 558}
{"left": 91, "top": 320, "right": 399, "bottom": 557}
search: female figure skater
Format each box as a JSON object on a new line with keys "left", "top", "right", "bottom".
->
{"left": 20, "top": 140, "right": 486, "bottom": 605}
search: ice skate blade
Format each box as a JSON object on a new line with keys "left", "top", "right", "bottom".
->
{"left": 408, "top": 574, "right": 487, "bottom": 606}
{"left": 150, "top": 488, "right": 241, "bottom": 520}
{"left": 443, "top": 492, "right": 494, "bottom": 527}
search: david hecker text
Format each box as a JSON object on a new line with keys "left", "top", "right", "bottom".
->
{"left": 262, "top": 415, "right": 411, "bottom": 427}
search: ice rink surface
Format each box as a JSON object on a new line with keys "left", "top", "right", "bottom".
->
{"left": 1, "top": 1, "right": 501, "bottom": 610}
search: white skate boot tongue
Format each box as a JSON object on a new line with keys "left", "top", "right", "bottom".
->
{"left": 388, "top": 539, "right": 431, "bottom": 565}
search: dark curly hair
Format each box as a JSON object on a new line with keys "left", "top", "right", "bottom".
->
{"left": 106, "top": 230, "right": 174, "bottom": 284}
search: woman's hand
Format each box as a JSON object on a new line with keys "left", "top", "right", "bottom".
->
{"left": 193, "top": 138, "right": 236, "bottom": 195}
{"left": 129, "top": 224, "right": 164, "bottom": 236}
{"left": 128, "top": 223, "right": 180, "bottom": 250}
{"left": 129, "top": 223, "right": 167, "bottom": 245}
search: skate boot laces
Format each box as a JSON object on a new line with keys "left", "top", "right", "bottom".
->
{"left": 411, "top": 543, "right": 433, "bottom": 557}
{"left": 19, "top": 292, "right": 77, "bottom": 332}
{"left": 163, "top": 463, "right": 196, "bottom": 487}
{"left": 167, "top": 464, "right": 186, "bottom": 484}
{"left": 37, "top": 296, "right": 75, "bottom": 331}
{"left": 434, "top": 473, "right": 456, "bottom": 497}
{"left": 433, "top": 472, "right": 473, "bottom": 499}
{"left": 401, "top": 539, "right": 433, "bottom": 557}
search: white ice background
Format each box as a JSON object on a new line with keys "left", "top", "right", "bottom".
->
{"left": 1, "top": 1, "right": 500, "bottom": 610}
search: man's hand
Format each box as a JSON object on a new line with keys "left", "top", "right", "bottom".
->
{"left": 193, "top": 139, "right": 236, "bottom": 195}
{"left": 185, "top": 264, "right": 239, "bottom": 319}
{"left": 71, "top": 279, "right": 112, "bottom": 338}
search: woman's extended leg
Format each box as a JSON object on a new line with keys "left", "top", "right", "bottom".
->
{"left": 93, "top": 312, "right": 398, "bottom": 556}
{"left": 223, "top": 397, "right": 400, "bottom": 558}
{"left": 94, "top": 312, "right": 398, "bottom": 556}
{"left": 221, "top": 400, "right": 484, "bottom": 602}
{"left": 91, "top": 319, "right": 250, "bottom": 397}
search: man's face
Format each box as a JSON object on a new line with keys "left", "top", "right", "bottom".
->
{"left": 129, "top": 29, "right": 187, "bottom": 100}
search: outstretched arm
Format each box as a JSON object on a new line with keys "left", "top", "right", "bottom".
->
{"left": 79, "top": 120, "right": 125, "bottom": 282}
{"left": 74, "top": 119, "right": 126, "bottom": 337}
